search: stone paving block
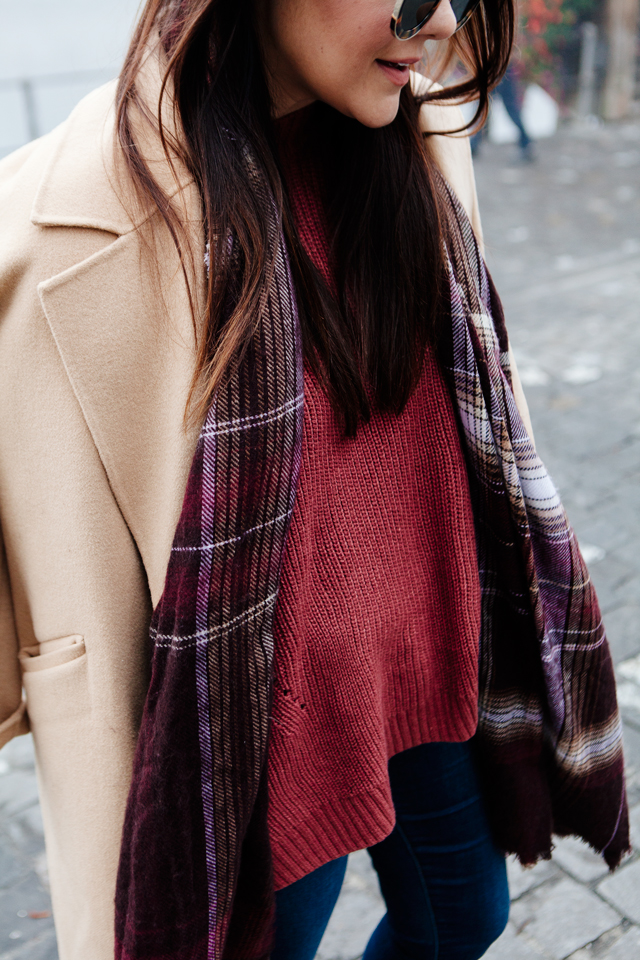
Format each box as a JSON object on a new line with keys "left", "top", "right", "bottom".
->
{"left": 598, "top": 859, "right": 640, "bottom": 924}
{"left": 509, "top": 877, "right": 621, "bottom": 959}
{"left": 627, "top": 767, "right": 640, "bottom": 808}
{"left": 623, "top": 719, "right": 640, "bottom": 766}
{"left": 315, "top": 887, "right": 383, "bottom": 960}
{"left": 616, "top": 637, "right": 640, "bottom": 674}
{"left": 4, "top": 816, "right": 46, "bottom": 866}
{"left": 15, "top": 805, "right": 44, "bottom": 841}
{"left": 33, "top": 854, "right": 50, "bottom": 892}
{"left": 0, "top": 842, "right": 29, "bottom": 892}
{"left": 0, "top": 774, "right": 39, "bottom": 818}
{"left": 550, "top": 836, "right": 610, "bottom": 883}
{"left": 0, "top": 930, "right": 58, "bottom": 960}
{"left": 608, "top": 536, "right": 640, "bottom": 573}
{"left": 507, "top": 855, "right": 560, "bottom": 900}
{"left": 316, "top": 852, "right": 384, "bottom": 960}
{"left": 629, "top": 802, "right": 640, "bottom": 848}
{"left": 616, "top": 653, "right": 640, "bottom": 726}
{"left": 618, "top": 687, "right": 640, "bottom": 727}
{"left": 622, "top": 724, "right": 640, "bottom": 806}
{"left": 0, "top": 873, "right": 55, "bottom": 957}
{"left": 618, "top": 652, "right": 640, "bottom": 685}
{"left": 0, "top": 739, "right": 35, "bottom": 772}
{"left": 600, "top": 925, "right": 640, "bottom": 960}
{"left": 568, "top": 510, "right": 634, "bottom": 560}
{"left": 566, "top": 925, "right": 630, "bottom": 960}
{"left": 482, "top": 920, "right": 545, "bottom": 960}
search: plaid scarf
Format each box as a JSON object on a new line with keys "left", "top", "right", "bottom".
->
{"left": 114, "top": 172, "right": 628, "bottom": 960}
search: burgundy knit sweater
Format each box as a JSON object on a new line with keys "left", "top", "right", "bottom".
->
{"left": 268, "top": 111, "right": 481, "bottom": 890}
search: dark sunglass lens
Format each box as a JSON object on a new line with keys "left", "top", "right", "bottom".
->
{"left": 397, "top": 0, "right": 439, "bottom": 37}
{"left": 416, "top": 2, "right": 438, "bottom": 20}
{"left": 450, "top": 0, "right": 481, "bottom": 26}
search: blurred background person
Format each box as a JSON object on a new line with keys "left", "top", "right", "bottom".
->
{"left": 471, "top": 60, "right": 535, "bottom": 161}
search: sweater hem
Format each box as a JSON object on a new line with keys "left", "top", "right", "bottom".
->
{"left": 385, "top": 700, "right": 477, "bottom": 758}
{"left": 271, "top": 702, "right": 479, "bottom": 890}
{"left": 272, "top": 783, "right": 394, "bottom": 890}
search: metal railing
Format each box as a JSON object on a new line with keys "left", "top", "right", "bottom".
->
{"left": 0, "top": 68, "right": 115, "bottom": 142}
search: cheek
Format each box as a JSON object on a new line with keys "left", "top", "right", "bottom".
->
{"left": 281, "top": 1, "right": 391, "bottom": 81}
{"left": 304, "top": 0, "right": 390, "bottom": 46}
{"left": 268, "top": 0, "right": 403, "bottom": 124}
{"left": 300, "top": 11, "right": 394, "bottom": 103}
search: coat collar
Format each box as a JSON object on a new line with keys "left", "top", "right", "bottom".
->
{"left": 34, "top": 49, "right": 206, "bottom": 606}
{"left": 30, "top": 81, "right": 135, "bottom": 235}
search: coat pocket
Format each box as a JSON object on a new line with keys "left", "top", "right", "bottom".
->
{"left": 20, "top": 635, "right": 90, "bottom": 722}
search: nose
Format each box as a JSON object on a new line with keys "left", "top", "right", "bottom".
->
{"left": 421, "top": 0, "right": 457, "bottom": 40}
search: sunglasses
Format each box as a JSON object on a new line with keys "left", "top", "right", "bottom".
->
{"left": 390, "top": 0, "right": 482, "bottom": 40}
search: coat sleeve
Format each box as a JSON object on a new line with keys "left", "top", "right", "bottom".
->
{"left": 0, "top": 524, "right": 28, "bottom": 749}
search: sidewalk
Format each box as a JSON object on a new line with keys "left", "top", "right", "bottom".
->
{"left": 0, "top": 738, "right": 56, "bottom": 958}
{"left": 1, "top": 105, "right": 640, "bottom": 960}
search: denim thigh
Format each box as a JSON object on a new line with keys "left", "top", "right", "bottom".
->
{"left": 272, "top": 741, "right": 509, "bottom": 960}
{"left": 272, "top": 854, "right": 348, "bottom": 960}
{"left": 364, "top": 741, "right": 509, "bottom": 960}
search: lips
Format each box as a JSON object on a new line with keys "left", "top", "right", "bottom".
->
{"left": 377, "top": 59, "right": 411, "bottom": 71}
{"left": 375, "top": 58, "right": 417, "bottom": 86}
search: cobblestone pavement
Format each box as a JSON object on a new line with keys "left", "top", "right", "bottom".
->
{"left": 0, "top": 738, "right": 56, "bottom": 958}
{"left": 2, "top": 42, "right": 640, "bottom": 960}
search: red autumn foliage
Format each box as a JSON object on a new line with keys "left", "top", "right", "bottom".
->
{"left": 521, "top": 0, "right": 564, "bottom": 36}
{"left": 518, "top": 0, "right": 567, "bottom": 92}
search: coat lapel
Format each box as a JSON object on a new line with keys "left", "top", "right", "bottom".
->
{"left": 33, "top": 59, "right": 206, "bottom": 607}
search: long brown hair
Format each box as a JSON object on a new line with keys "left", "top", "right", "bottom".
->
{"left": 117, "top": 0, "right": 514, "bottom": 435}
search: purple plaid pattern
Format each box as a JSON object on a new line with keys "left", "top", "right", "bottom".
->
{"left": 115, "top": 188, "right": 304, "bottom": 960}
{"left": 114, "top": 172, "right": 628, "bottom": 960}
{"left": 439, "top": 173, "right": 628, "bottom": 866}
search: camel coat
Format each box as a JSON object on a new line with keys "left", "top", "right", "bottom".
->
{"left": 0, "top": 64, "right": 532, "bottom": 960}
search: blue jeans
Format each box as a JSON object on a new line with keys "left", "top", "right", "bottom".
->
{"left": 498, "top": 69, "right": 531, "bottom": 151}
{"left": 470, "top": 65, "right": 531, "bottom": 156}
{"left": 272, "top": 741, "right": 509, "bottom": 960}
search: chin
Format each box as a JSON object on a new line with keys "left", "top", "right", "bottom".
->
{"left": 348, "top": 95, "right": 402, "bottom": 129}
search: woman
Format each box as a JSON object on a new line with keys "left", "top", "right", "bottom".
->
{"left": 0, "top": 2, "right": 628, "bottom": 960}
